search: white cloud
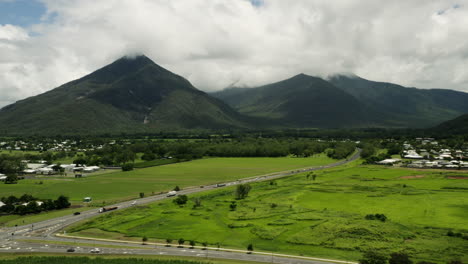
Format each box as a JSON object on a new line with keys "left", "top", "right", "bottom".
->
{"left": 0, "top": 0, "right": 468, "bottom": 108}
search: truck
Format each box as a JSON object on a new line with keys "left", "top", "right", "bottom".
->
{"left": 98, "top": 206, "right": 118, "bottom": 213}
{"left": 167, "top": 191, "right": 177, "bottom": 197}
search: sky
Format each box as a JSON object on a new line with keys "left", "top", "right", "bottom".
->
{"left": 0, "top": 0, "right": 468, "bottom": 107}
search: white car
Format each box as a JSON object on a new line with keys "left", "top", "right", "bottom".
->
{"left": 90, "top": 248, "right": 100, "bottom": 253}
{"left": 131, "top": 201, "right": 137, "bottom": 206}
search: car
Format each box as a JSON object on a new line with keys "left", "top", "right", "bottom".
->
{"left": 90, "top": 248, "right": 100, "bottom": 253}
{"left": 66, "top": 248, "right": 75, "bottom": 252}
{"left": 131, "top": 201, "right": 137, "bottom": 206}
{"left": 73, "top": 212, "right": 81, "bottom": 215}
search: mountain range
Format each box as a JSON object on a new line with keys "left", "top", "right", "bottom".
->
{"left": 0, "top": 55, "right": 467, "bottom": 135}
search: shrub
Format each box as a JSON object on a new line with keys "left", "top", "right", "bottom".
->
{"left": 247, "top": 243, "right": 253, "bottom": 252}
{"left": 359, "top": 250, "right": 387, "bottom": 264}
{"left": 365, "top": 213, "right": 387, "bottom": 222}
{"left": 173, "top": 195, "right": 188, "bottom": 205}
{"left": 229, "top": 201, "right": 237, "bottom": 211}
{"left": 389, "top": 252, "right": 413, "bottom": 264}
{"left": 121, "top": 163, "right": 134, "bottom": 171}
{"left": 235, "top": 184, "right": 251, "bottom": 199}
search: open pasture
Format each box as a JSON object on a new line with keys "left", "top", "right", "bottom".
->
{"left": 0, "top": 155, "right": 335, "bottom": 226}
{"left": 69, "top": 165, "right": 468, "bottom": 263}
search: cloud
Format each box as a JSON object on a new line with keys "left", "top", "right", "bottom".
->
{"left": 0, "top": 0, "right": 468, "bottom": 108}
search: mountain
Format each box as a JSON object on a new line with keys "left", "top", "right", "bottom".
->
{"left": 213, "top": 73, "right": 468, "bottom": 129}
{"left": 0, "top": 55, "right": 248, "bottom": 135}
{"left": 328, "top": 74, "right": 468, "bottom": 128}
{"left": 211, "top": 74, "right": 374, "bottom": 128}
{"left": 431, "top": 114, "right": 468, "bottom": 134}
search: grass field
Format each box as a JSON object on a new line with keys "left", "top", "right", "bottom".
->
{"left": 69, "top": 164, "right": 468, "bottom": 263}
{"left": 0, "top": 253, "right": 263, "bottom": 264}
{"left": 0, "top": 155, "right": 335, "bottom": 226}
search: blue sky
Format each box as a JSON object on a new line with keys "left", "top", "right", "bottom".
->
{"left": 0, "top": 0, "right": 46, "bottom": 27}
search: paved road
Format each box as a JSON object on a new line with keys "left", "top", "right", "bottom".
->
{"left": 0, "top": 150, "right": 361, "bottom": 264}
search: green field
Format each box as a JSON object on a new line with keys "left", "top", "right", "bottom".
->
{"left": 0, "top": 254, "right": 263, "bottom": 264}
{"left": 69, "top": 164, "right": 468, "bottom": 263}
{"left": 0, "top": 155, "right": 335, "bottom": 226}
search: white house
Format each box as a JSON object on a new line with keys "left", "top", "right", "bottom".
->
{"left": 377, "top": 159, "right": 401, "bottom": 165}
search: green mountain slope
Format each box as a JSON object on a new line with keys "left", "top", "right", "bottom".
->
{"left": 211, "top": 74, "right": 374, "bottom": 128}
{"left": 328, "top": 74, "right": 468, "bottom": 128}
{"left": 431, "top": 114, "right": 468, "bottom": 134}
{"left": 0, "top": 55, "right": 248, "bottom": 135}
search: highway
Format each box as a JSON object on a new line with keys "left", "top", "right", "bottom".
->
{"left": 0, "top": 150, "right": 361, "bottom": 264}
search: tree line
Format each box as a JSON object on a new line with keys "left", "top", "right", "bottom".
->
{"left": 0, "top": 194, "right": 70, "bottom": 215}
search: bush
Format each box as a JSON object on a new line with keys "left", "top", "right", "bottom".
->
{"left": 235, "top": 184, "right": 251, "bottom": 199}
{"left": 389, "top": 252, "right": 413, "bottom": 264}
{"left": 173, "top": 195, "right": 188, "bottom": 205}
{"left": 229, "top": 201, "right": 237, "bottom": 211}
{"left": 359, "top": 250, "right": 387, "bottom": 264}
{"left": 121, "top": 163, "right": 134, "bottom": 171}
{"left": 365, "top": 213, "right": 387, "bottom": 222}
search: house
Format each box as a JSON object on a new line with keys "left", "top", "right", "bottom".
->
{"left": 0, "top": 201, "right": 5, "bottom": 208}
{"left": 377, "top": 159, "right": 401, "bottom": 165}
{"left": 404, "top": 150, "right": 423, "bottom": 159}
{"left": 36, "top": 167, "right": 54, "bottom": 175}
{"left": 27, "top": 163, "right": 46, "bottom": 170}
{"left": 83, "top": 166, "right": 100, "bottom": 173}
{"left": 0, "top": 174, "right": 7, "bottom": 181}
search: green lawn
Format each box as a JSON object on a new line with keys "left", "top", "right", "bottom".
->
{"left": 0, "top": 155, "right": 335, "bottom": 226}
{"left": 69, "top": 164, "right": 468, "bottom": 263}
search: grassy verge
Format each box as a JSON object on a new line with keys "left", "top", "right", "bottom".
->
{"left": 0, "top": 253, "right": 264, "bottom": 264}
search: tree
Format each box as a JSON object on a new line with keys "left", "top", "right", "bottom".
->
{"left": 202, "top": 242, "right": 208, "bottom": 249}
{"left": 166, "top": 238, "right": 172, "bottom": 246}
{"left": 142, "top": 236, "right": 148, "bottom": 244}
{"left": 189, "top": 240, "right": 195, "bottom": 248}
{"left": 139, "top": 192, "right": 145, "bottom": 198}
{"left": 54, "top": 195, "right": 71, "bottom": 209}
{"left": 247, "top": 243, "right": 253, "bottom": 253}
{"left": 173, "top": 195, "right": 188, "bottom": 205}
{"left": 178, "top": 238, "right": 185, "bottom": 247}
{"left": 235, "top": 184, "right": 251, "bottom": 199}
{"left": 389, "top": 252, "right": 412, "bottom": 264}
{"left": 4, "top": 174, "right": 18, "bottom": 184}
{"left": 174, "top": 186, "right": 181, "bottom": 191}
{"left": 122, "top": 163, "right": 134, "bottom": 171}
{"left": 359, "top": 250, "right": 387, "bottom": 264}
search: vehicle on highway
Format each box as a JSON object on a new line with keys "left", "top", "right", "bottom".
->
{"left": 90, "top": 248, "right": 100, "bottom": 253}
{"left": 98, "top": 206, "right": 118, "bottom": 213}
{"left": 73, "top": 212, "right": 81, "bottom": 215}
{"left": 167, "top": 191, "right": 177, "bottom": 197}
{"left": 66, "top": 248, "right": 75, "bottom": 252}
{"left": 131, "top": 201, "right": 137, "bottom": 206}
{"left": 216, "top": 183, "right": 226, "bottom": 187}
